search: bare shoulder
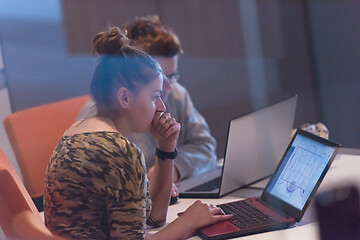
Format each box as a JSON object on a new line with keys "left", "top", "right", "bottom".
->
{"left": 64, "top": 117, "right": 118, "bottom": 136}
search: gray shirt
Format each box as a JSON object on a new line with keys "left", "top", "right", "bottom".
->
{"left": 76, "top": 83, "right": 217, "bottom": 180}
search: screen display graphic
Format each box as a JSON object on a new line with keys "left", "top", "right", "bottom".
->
{"left": 266, "top": 134, "right": 334, "bottom": 210}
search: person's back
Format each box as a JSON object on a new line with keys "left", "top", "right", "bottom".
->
{"left": 44, "top": 131, "right": 150, "bottom": 239}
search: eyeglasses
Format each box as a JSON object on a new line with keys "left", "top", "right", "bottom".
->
{"left": 164, "top": 71, "right": 183, "bottom": 84}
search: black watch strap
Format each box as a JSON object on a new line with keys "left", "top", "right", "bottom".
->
{"left": 155, "top": 147, "right": 178, "bottom": 160}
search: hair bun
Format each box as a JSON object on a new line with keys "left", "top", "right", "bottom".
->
{"left": 93, "top": 26, "right": 130, "bottom": 55}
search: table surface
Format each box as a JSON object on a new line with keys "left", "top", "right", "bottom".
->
{"left": 148, "top": 152, "right": 360, "bottom": 239}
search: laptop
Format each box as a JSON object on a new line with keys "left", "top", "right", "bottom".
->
{"left": 177, "top": 95, "right": 297, "bottom": 198}
{"left": 196, "top": 129, "right": 341, "bottom": 240}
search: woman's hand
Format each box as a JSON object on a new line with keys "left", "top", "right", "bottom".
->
{"left": 151, "top": 111, "right": 180, "bottom": 152}
{"left": 147, "top": 112, "right": 180, "bottom": 223}
{"left": 180, "top": 200, "right": 232, "bottom": 230}
{"left": 146, "top": 200, "right": 231, "bottom": 240}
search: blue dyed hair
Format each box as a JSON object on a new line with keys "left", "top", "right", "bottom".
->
{"left": 90, "top": 27, "right": 162, "bottom": 109}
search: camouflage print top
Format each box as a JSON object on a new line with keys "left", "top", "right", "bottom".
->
{"left": 44, "top": 131, "right": 152, "bottom": 240}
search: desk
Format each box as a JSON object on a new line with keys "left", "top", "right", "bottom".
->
{"left": 149, "top": 152, "right": 360, "bottom": 239}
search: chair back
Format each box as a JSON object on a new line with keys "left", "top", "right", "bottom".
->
{"left": 0, "top": 148, "right": 66, "bottom": 239}
{"left": 3, "top": 95, "right": 90, "bottom": 199}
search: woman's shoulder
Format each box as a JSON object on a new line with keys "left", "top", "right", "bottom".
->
{"left": 56, "top": 131, "right": 131, "bottom": 161}
{"left": 55, "top": 132, "right": 141, "bottom": 176}
{"left": 64, "top": 117, "right": 118, "bottom": 136}
{"left": 62, "top": 131, "right": 128, "bottom": 149}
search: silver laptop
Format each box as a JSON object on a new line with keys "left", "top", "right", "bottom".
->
{"left": 176, "top": 95, "right": 297, "bottom": 198}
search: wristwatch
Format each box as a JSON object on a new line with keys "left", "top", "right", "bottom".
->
{"left": 155, "top": 147, "right": 178, "bottom": 160}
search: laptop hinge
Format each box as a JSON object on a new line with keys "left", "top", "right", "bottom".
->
{"left": 256, "top": 197, "right": 293, "bottom": 219}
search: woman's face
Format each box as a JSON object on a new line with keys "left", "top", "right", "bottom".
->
{"left": 128, "top": 74, "right": 166, "bottom": 133}
{"left": 153, "top": 55, "right": 179, "bottom": 103}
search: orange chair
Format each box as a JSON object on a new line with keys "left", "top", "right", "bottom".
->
{"left": 3, "top": 95, "right": 90, "bottom": 210}
{"left": 0, "top": 148, "right": 67, "bottom": 240}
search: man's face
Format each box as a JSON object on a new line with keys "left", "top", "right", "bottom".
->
{"left": 153, "top": 55, "right": 179, "bottom": 103}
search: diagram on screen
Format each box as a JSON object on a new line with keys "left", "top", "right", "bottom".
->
{"left": 270, "top": 135, "right": 333, "bottom": 209}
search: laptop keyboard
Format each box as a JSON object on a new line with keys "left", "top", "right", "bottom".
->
{"left": 220, "top": 200, "right": 277, "bottom": 229}
{"left": 185, "top": 177, "right": 221, "bottom": 192}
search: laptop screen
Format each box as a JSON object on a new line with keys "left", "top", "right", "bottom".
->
{"left": 265, "top": 133, "right": 335, "bottom": 210}
{"left": 261, "top": 129, "right": 340, "bottom": 221}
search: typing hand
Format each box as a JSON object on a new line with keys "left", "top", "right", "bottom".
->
{"left": 178, "top": 200, "right": 232, "bottom": 231}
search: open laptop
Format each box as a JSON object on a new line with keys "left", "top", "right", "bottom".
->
{"left": 177, "top": 95, "right": 297, "bottom": 198}
{"left": 196, "top": 129, "right": 341, "bottom": 240}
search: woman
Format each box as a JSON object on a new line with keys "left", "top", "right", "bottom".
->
{"left": 44, "top": 27, "right": 231, "bottom": 239}
{"left": 77, "top": 15, "right": 217, "bottom": 184}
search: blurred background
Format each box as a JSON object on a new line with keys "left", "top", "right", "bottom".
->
{"left": 0, "top": 0, "right": 359, "bottom": 180}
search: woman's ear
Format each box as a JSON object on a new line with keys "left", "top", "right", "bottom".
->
{"left": 117, "top": 87, "right": 131, "bottom": 109}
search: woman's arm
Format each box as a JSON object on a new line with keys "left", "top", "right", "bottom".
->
{"left": 148, "top": 111, "right": 180, "bottom": 223}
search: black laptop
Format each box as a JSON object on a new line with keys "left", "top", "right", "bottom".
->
{"left": 196, "top": 129, "right": 341, "bottom": 240}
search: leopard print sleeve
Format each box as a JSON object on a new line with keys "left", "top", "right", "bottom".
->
{"left": 44, "top": 132, "right": 151, "bottom": 240}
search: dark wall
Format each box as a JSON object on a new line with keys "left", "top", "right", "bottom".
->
{"left": 0, "top": 1, "right": 94, "bottom": 111}
{"left": 307, "top": 0, "right": 360, "bottom": 148}
{"left": 61, "top": 0, "right": 320, "bottom": 157}
{"left": 1, "top": 0, "right": 334, "bottom": 158}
